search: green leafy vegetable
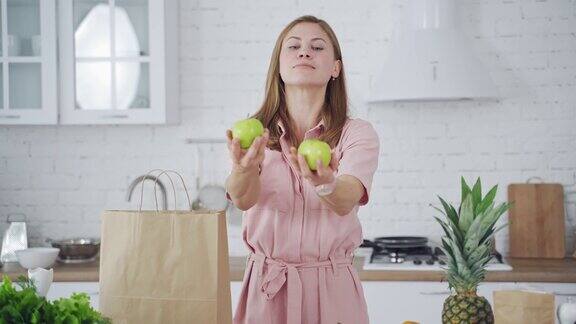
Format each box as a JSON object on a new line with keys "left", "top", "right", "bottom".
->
{"left": 0, "top": 275, "right": 111, "bottom": 324}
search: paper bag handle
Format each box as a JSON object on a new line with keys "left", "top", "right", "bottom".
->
{"left": 135, "top": 169, "right": 175, "bottom": 210}
{"left": 153, "top": 170, "right": 192, "bottom": 211}
{"left": 138, "top": 169, "right": 177, "bottom": 211}
{"left": 137, "top": 169, "right": 192, "bottom": 212}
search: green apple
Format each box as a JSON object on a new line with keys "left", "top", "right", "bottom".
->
{"left": 298, "top": 139, "right": 331, "bottom": 171}
{"left": 232, "top": 118, "right": 264, "bottom": 149}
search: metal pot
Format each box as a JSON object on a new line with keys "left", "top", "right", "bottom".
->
{"left": 47, "top": 238, "right": 100, "bottom": 263}
{"left": 374, "top": 236, "right": 429, "bottom": 249}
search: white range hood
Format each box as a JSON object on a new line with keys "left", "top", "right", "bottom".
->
{"left": 368, "top": 0, "right": 499, "bottom": 102}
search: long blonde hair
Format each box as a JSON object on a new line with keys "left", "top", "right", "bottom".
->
{"left": 252, "top": 15, "right": 349, "bottom": 151}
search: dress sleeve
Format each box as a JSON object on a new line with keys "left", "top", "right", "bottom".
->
{"left": 336, "top": 119, "right": 380, "bottom": 206}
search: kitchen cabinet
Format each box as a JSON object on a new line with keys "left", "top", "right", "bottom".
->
{"left": 58, "top": 0, "right": 179, "bottom": 125}
{"left": 362, "top": 281, "right": 576, "bottom": 324}
{"left": 47, "top": 282, "right": 243, "bottom": 314}
{"left": 0, "top": 0, "right": 178, "bottom": 125}
{"left": 46, "top": 281, "right": 576, "bottom": 323}
{"left": 47, "top": 282, "right": 100, "bottom": 310}
{"left": 0, "top": 0, "right": 57, "bottom": 125}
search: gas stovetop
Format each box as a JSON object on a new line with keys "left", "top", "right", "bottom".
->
{"left": 370, "top": 246, "right": 446, "bottom": 265}
{"left": 360, "top": 237, "right": 513, "bottom": 271}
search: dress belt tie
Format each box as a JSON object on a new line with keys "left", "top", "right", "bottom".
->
{"left": 248, "top": 252, "right": 353, "bottom": 324}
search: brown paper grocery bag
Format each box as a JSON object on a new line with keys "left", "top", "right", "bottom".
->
{"left": 493, "top": 290, "right": 555, "bottom": 324}
{"left": 99, "top": 170, "right": 232, "bottom": 324}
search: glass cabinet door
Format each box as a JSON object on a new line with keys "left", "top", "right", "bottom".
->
{"left": 9, "top": 62, "right": 41, "bottom": 109}
{"left": 3, "top": 0, "right": 41, "bottom": 110}
{"left": 0, "top": 0, "right": 57, "bottom": 124}
{"left": 59, "top": 0, "right": 176, "bottom": 125}
{"left": 72, "top": 0, "right": 150, "bottom": 111}
{"left": 7, "top": 0, "right": 41, "bottom": 57}
{"left": 0, "top": 64, "right": 3, "bottom": 110}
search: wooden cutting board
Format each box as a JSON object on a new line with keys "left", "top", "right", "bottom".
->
{"left": 508, "top": 182, "right": 566, "bottom": 259}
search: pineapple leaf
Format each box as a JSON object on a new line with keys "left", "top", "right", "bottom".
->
{"left": 438, "top": 196, "right": 459, "bottom": 226}
{"left": 492, "top": 223, "right": 508, "bottom": 236}
{"left": 464, "top": 204, "right": 494, "bottom": 250}
{"left": 460, "top": 176, "right": 472, "bottom": 205}
{"left": 469, "top": 254, "right": 492, "bottom": 273}
{"left": 430, "top": 204, "right": 447, "bottom": 216}
{"left": 440, "top": 242, "right": 454, "bottom": 265}
{"left": 470, "top": 263, "right": 488, "bottom": 280}
{"left": 449, "top": 239, "right": 472, "bottom": 279}
{"left": 480, "top": 227, "right": 494, "bottom": 246}
{"left": 478, "top": 202, "right": 510, "bottom": 241}
{"left": 471, "top": 177, "right": 482, "bottom": 214}
{"left": 436, "top": 216, "right": 462, "bottom": 246}
{"left": 437, "top": 197, "right": 465, "bottom": 244}
{"left": 480, "top": 223, "right": 508, "bottom": 246}
{"left": 440, "top": 240, "right": 456, "bottom": 265}
{"left": 432, "top": 178, "right": 512, "bottom": 295}
{"left": 458, "top": 194, "right": 474, "bottom": 234}
{"left": 467, "top": 244, "right": 490, "bottom": 266}
{"left": 468, "top": 203, "right": 500, "bottom": 248}
{"left": 441, "top": 239, "right": 455, "bottom": 259}
{"left": 440, "top": 241, "right": 458, "bottom": 268}
{"left": 479, "top": 202, "right": 507, "bottom": 229}
{"left": 475, "top": 185, "right": 498, "bottom": 216}
{"left": 435, "top": 217, "right": 453, "bottom": 239}
{"left": 464, "top": 232, "right": 482, "bottom": 258}
{"left": 449, "top": 273, "right": 469, "bottom": 291}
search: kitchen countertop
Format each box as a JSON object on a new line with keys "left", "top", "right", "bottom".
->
{"left": 1, "top": 256, "right": 575, "bottom": 283}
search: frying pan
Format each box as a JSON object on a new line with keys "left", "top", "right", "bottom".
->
{"left": 363, "top": 236, "right": 429, "bottom": 251}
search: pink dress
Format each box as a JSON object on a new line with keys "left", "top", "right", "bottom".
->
{"left": 228, "top": 118, "right": 380, "bottom": 324}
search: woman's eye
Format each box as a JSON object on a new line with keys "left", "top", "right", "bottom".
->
{"left": 288, "top": 45, "right": 324, "bottom": 51}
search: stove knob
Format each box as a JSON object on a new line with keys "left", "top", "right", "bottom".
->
{"left": 413, "top": 259, "right": 422, "bottom": 265}
{"left": 439, "top": 260, "right": 446, "bottom": 265}
{"left": 426, "top": 258, "right": 435, "bottom": 265}
{"left": 397, "top": 257, "right": 405, "bottom": 263}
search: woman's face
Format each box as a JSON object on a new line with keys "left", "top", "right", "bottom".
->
{"left": 279, "top": 22, "right": 340, "bottom": 87}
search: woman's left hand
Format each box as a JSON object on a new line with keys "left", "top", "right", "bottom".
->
{"left": 288, "top": 147, "right": 339, "bottom": 187}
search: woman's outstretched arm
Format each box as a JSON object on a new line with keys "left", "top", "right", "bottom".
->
{"left": 225, "top": 129, "right": 269, "bottom": 211}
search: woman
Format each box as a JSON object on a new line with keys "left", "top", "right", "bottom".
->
{"left": 225, "top": 15, "right": 380, "bottom": 324}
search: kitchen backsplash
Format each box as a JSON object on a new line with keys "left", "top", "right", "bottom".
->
{"left": 1, "top": 0, "right": 575, "bottom": 257}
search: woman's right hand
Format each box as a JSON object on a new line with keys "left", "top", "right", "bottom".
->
{"left": 226, "top": 128, "right": 269, "bottom": 174}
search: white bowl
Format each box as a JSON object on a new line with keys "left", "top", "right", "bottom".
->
{"left": 14, "top": 248, "right": 60, "bottom": 269}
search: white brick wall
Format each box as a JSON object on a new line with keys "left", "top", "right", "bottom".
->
{"left": 1, "top": 0, "right": 575, "bottom": 257}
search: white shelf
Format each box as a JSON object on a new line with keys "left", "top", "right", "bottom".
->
{"left": 0, "top": 57, "right": 43, "bottom": 63}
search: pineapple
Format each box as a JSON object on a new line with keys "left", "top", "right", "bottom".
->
{"left": 432, "top": 177, "right": 511, "bottom": 324}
